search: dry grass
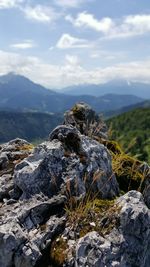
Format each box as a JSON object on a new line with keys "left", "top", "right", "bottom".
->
{"left": 104, "top": 140, "right": 146, "bottom": 192}
{"left": 65, "top": 197, "right": 120, "bottom": 239}
{"left": 17, "top": 144, "right": 34, "bottom": 151}
{"left": 50, "top": 237, "right": 68, "bottom": 266}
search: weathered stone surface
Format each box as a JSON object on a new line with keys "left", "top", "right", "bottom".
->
{"left": 0, "top": 138, "right": 33, "bottom": 201}
{"left": 14, "top": 125, "right": 119, "bottom": 200}
{"left": 0, "top": 195, "right": 66, "bottom": 267}
{"left": 140, "top": 163, "right": 150, "bottom": 208}
{"left": 0, "top": 174, "right": 14, "bottom": 200}
{"left": 1, "top": 104, "right": 150, "bottom": 267}
{"left": 73, "top": 191, "right": 150, "bottom": 267}
{"left": 0, "top": 152, "right": 9, "bottom": 169}
{"left": 64, "top": 102, "right": 108, "bottom": 140}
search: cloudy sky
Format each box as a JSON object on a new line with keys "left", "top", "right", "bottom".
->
{"left": 1, "top": 0, "right": 150, "bottom": 88}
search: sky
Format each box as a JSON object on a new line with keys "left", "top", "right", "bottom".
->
{"left": 1, "top": 0, "right": 150, "bottom": 88}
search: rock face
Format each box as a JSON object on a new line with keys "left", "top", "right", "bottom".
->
{"left": 73, "top": 191, "right": 150, "bottom": 267}
{"left": 141, "top": 163, "right": 150, "bottom": 208}
{"left": 64, "top": 102, "right": 108, "bottom": 140}
{"left": 0, "top": 138, "right": 33, "bottom": 201}
{"left": 0, "top": 103, "right": 150, "bottom": 267}
{"left": 14, "top": 125, "right": 119, "bottom": 200}
{"left": 0, "top": 195, "right": 66, "bottom": 267}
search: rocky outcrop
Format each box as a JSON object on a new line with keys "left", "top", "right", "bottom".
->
{"left": 0, "top": 194, "right": 66, "bottom": 267}
{"left": 14, "top": 125, "right": 119, "bottom": 200}
{"left": 64, "top": 102, "right": 108, "bottom": 140}
{"left": 0, "top": 103, "right": 150, "bottom": 267}
{"left": 140, "top": 163, "right": 150, "bottom": 208}
{"left": 66, "top": 191, "right": 150, "bottom": 267}
{"left": 0, "top": 138, "right": 33, "bottom": 201}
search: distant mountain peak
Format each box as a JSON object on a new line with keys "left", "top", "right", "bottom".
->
{"left": 61, "top": 79, "right": 150, "bottom": 99}
{"left": 0, "top": 72, "right": 57, "bottom": 97}
{"left": 0, "top": 72, "right": 31, "bottom": 84}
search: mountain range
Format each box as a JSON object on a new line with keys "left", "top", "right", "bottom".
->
{"left": 0, "top": 96, "right": 149, "bottom": 144}
{"left": 61, "top": 80, "right": 150, "bottom": 99}
{"left": 0, "top": 73, "right": 145, "bottom": 113}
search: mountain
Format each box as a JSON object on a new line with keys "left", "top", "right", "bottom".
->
{"left": 0, "top": 73, "right": 143, "bottom": 113}
{"left": 104, "top": 99, "right": 150, "bottom": 118}
{"left": 61, "top": 79, "right": 150, "bottom": 99}
{"left": 107, "top": 106, "right": 150, "bottom": 163}
{"left": 0, "top": 111, "right": 63, "bottom": 143}
{"left": 0, "top": 72, "right": 59, "bottom": 112}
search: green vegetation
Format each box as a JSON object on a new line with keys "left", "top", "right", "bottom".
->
{"left": 107, "top": 107, "right": 150, "bottom": 163}
{"left": 0, "top": 111, "right": 63, "bottom": 143}
{"left": 104, "top": 140, "right": 147, "bottom": 193}
{"left": 65, "top": 197, "right": 119, "bottom": 237}
{"left": 50, "top": 198, "right": 120, "bottom": 266}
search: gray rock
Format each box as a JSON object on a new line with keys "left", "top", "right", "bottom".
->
{"left": 14, "top": 125, "right": 119, "bottom": 200}
{"left": 0, "top": 174, "right": 14, "bottom": 201}
{"left": 1, "top": 105, "right": 150, "bottom": 267}
{"left": 140, "top": 163, "right": 150, "bottom": 208}
{"left": 0, "top": 138, "right": 32, "bottom": 202}
{"left": 0, "top": 138, "right": 32, "bottom": 162}
{"left": 64, "top": 102, "right": 108, "bottom": 140}
{"left": 0, "top": 195, "right": 66, "bottom": 267}
{"left": 1, "top": 138, "right": 31, "bottom": 153}
{"left": 74, "top": 191, "right": 150, "bottom": 267}
{"left": 0, "top": 152, "right": 9, "bottom": 170}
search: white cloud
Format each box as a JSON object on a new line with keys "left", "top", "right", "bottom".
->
{"left": 56, "top": 33, "right": 89, "bottom": 49}
{"left": 0, "top": 1, "right": 61, "bottom": 24}
{"left": 54, "top": 0, "right": 90, "bottom": 8}
{"left": 103, "top": 14, "right": 150, "bottom": 39}
{"left": 125, "top": 14, "right": 150, "bottom": 32}
{"left": 1, "top": 50, "right": 150, "bottom": 88}
{"left": 90, "top": 50, "right": 126, "bottom": 61}
{"left": 0, "top": 0, "right": 23, "bottom": 9}
{"left": 123, "top": 14, "right": 150, "bottom": 36}
{"left": 23, "top": 5, "right": 59, "bottom": 23}
{"left": 10, "top": 40, "right": 36, "bottom": 49}
{"left": 66, "top": 12, "right": 114, "bottom": 33}
{"left": 65, "top": 54, "right": 80, "bottom": 65}
{"left": 66, "top": 12, "right": 150, "bottom": 39}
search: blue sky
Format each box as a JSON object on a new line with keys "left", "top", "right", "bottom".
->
{"left": 0, "top": 0, "right": 150, "bottom": 88}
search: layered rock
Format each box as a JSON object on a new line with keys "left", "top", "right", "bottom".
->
{"left": 14, "top": 125, "right": 119, "bottom": 200}
{"left": 0, "top": 195, "right": 66, "bottom": 267}
{"left": 0, "top": 138, "right": 33, "bottom": 201}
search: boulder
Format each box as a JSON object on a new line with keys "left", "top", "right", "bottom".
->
{"left": 74, "top": 191, "right": 150, "bottom": 267}
{"left": 0, "top": 194, "right": 66, "bottom": 267}
{"left": 0, "top": 138, "right": 33, "bottom": 201}
{"left": 14, "top": 125, "right": 119, "bottom": 200}
{"left": 64, "top": 102, "right": 108, "bottom": 140}
{"left": 140, "top": 163, "right": 150, "bottom": 208}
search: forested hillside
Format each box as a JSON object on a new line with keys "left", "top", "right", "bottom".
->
{"left": 0, "top": 111, "right": 63, "bottom": 143}
{"left": 107, "top": 107, "right": 150, "bottom": 163}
